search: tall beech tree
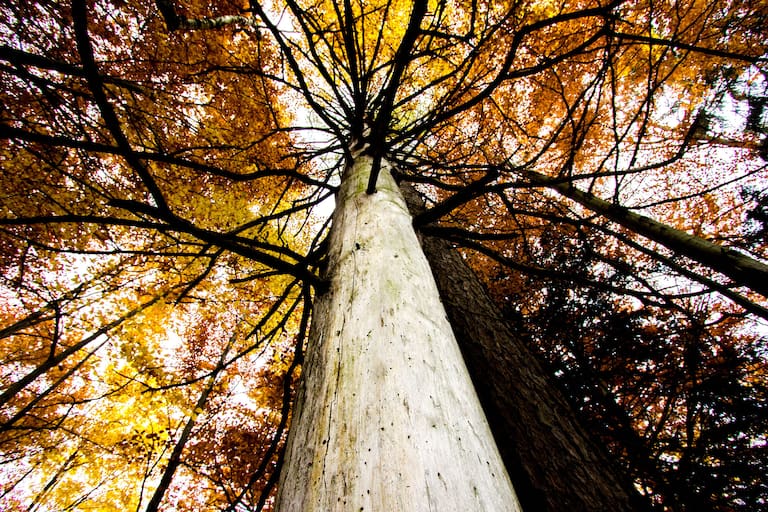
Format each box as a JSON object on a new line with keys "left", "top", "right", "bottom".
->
{"left": 1, "top": 0, "right": 766, "bottom": 510}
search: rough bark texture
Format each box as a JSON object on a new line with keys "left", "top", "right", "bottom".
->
{"left": 402, "top": 183, "right": 645, "bottom": 510}
{"left": 155, "top": 0, "right": 259, "bottom": 32}
{"left": 412, "top": 217, "right": 647, "bottom": 512}
{"left": 275, "top": 156, "right": 520, "bottom": 511}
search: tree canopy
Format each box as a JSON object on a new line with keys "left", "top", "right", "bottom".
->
{"left": 0, "top": 0, "right": 766, "bottom": 510}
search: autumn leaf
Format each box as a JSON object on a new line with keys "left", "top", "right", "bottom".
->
{"left": 1, "top": 0, "right": 766, "bottom": 510}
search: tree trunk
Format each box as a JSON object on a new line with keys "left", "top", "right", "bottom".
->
{"left": 275, "top": 155, "right": 520, "bottom": 511}
{"left": 410, "top": 209, "right": 647, "bottom": 512}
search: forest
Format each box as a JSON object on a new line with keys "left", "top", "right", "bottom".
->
{"left": 0, "top": 0, "right": 766, "bottom": 510}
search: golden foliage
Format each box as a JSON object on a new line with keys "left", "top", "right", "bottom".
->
{"left": 1, "top": 0, "right": 766, "bottom": 509}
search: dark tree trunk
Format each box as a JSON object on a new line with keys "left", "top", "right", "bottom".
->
{"left": 404, "top": 186, "right": 647, "bottom": 511}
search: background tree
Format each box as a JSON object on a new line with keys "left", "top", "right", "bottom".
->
{"left": 0, "top": 0, "right": 766, "bottom": 510}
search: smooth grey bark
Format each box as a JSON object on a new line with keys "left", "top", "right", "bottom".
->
{"left": 275, "top": 155, "right": 520, "bottom": 510}
{"left": 403, "top": 184, "right": 647, "bottom": 512}
{"left": 525, "top": 170, "right": 768, "bottom": 297}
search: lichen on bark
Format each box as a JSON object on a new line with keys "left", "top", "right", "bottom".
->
{"left": 275, "top": 155, "right": 520, "bottom": 511}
